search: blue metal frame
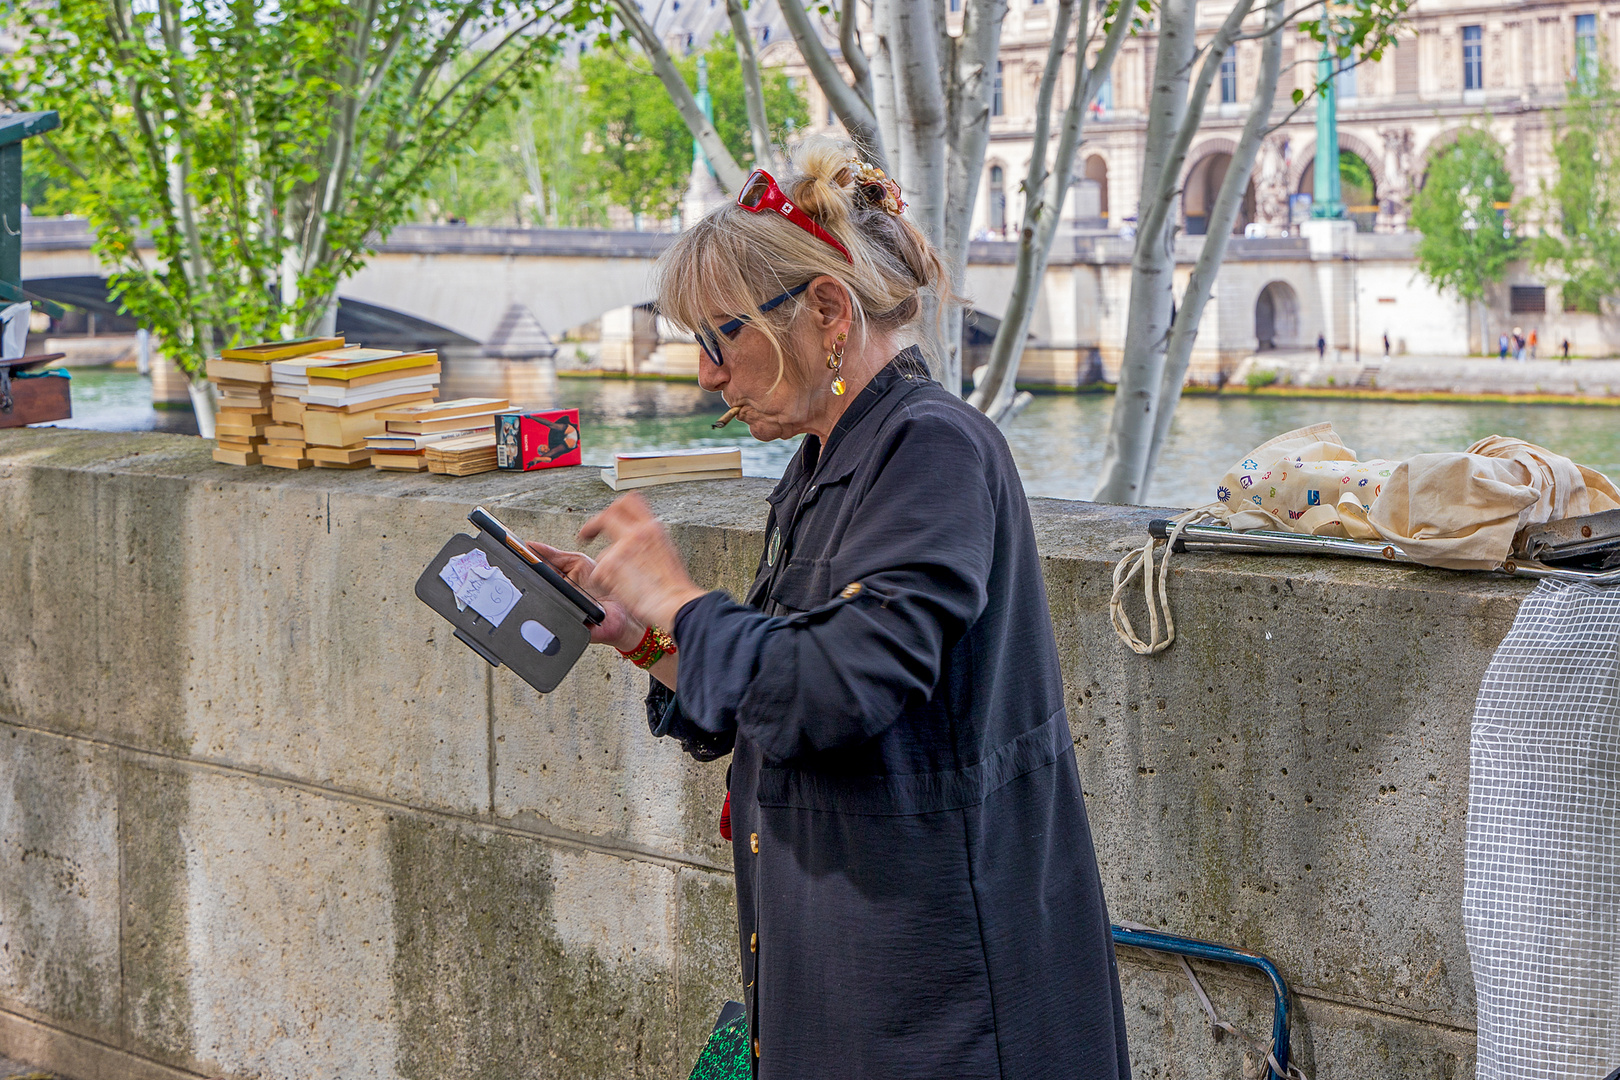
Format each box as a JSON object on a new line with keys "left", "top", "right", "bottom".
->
{"left": 1111, "top": 925, "right": 1292, "bottom": 1080}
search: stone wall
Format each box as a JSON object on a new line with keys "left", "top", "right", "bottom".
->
{"left": 0, "top": 428, "right": 1530, "bottom": 1079}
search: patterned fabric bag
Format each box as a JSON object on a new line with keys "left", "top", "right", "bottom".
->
{"left": 1212, "top": 422, "right": 1392, "bottom": 539}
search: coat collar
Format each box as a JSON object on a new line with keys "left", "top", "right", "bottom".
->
{"left": 766, "top": 348, "right": 932, "bottom": 505}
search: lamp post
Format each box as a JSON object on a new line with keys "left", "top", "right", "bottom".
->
{"left": 1311, "top": 43, "right": 1345, "bottom": 220}
{"left": 693, "top": 56, "right": 715, "bottom": 180}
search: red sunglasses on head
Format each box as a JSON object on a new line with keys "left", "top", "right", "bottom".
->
{"left": 737, "top": 169, "right": 854, "bottom": 264}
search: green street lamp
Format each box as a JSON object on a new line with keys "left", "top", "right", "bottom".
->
{"left": 1311, "top": 42, "right": 1345, "bottom": 219}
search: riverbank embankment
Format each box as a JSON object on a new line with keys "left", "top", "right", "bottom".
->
{"left": 1232, "top": 350, "right": 1620, "bottom": 401}
{"left": 0, "top": 428, "right": 1515, "bottom": 1079}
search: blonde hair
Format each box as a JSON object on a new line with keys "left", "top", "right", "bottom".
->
{"left": 654, "top": 137, "right": 948, "bottom": 392}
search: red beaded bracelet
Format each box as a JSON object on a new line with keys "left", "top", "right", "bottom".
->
{"left": 619, "top": 625, "right": 676, "bottom": 669}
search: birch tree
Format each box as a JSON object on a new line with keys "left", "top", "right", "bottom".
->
{"left": 779, "top": 0, "right": 1005, "bottom": 391}
{"left": 2, "top": 0, "right": 589, "bottom": 408}
{"left": 968, "top": 0, "right": 1133, "bottom": 421}
{"left": 1092, "top": 0, "right": 1409, "bottom": 503}
{"left": 630, "top": 0, "right": 1125, "bottom": 404}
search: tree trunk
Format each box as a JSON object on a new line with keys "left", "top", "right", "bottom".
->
{"left": 1092, "top": 0, "right": 1197, "bottom": 503}
{"left": 187, "top": 378, "right": 217, "bottom": 438}
{"left": 968, "top": 0, "right": 1077, "bottom": 415}
{"left": 869, "top": 11, "right": 900, "bottom": 177}
{"left": 967, "top": 0, "right": 1131, "bottom": 420}
{"left": 941, "top": 0, "right": 1008, "bottom": 396}
{"left": 1140, "top": 0, "right": 1285, "bottom": 495}
{"left": 779, "top": 0, "right": 888, "bottom": 169}
{"left": 611, "top": 0, "right": 748, "bottom": 192}
{"left": 726, "top": 0, "right": 777, "bottom": 171}
{"left": 888, "top": 0, "right": 952, "bottom": 382}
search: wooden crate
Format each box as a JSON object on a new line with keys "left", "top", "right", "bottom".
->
{"left": 0, "top": 372, "right": 71, "bottom": 428}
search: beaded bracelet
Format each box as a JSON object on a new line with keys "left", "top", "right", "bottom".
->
{"left": 619, "top": 625, "right": 676, "bottom": 669}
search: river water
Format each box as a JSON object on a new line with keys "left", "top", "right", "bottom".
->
{"left": 51, "top": 368, "right": 1620, "bottom": 509}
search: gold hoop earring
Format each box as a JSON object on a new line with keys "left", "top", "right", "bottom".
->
{"left": 827, "top": 334, "right": 847, "bottom": 396}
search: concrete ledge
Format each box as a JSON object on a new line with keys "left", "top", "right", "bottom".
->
{"left": 0, "top": 1009, "right": 202, "bottom": 1080}
{"left": 0, "top": 427, "right": 1525, "bottom": 1078}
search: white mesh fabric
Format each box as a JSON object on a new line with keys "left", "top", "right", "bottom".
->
{"left": 1465, "top": 580, "right": 1620, "bottom": 1079}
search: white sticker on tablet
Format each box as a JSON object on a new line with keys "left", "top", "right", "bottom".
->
{"left": 440, "top": 549, "right": 519, "bottom": 628}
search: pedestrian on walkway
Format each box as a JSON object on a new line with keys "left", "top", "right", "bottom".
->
{"left": 1513, "top": 327, "right": 1526, "bottom": 362}
{"left": 536, "top": 137, "right": 1132, "bottom": 1080}
{"left": 1499, "top": 333, "right": 1509, "bottom": 360}
{"left": 1317, "top": 332, "right": 1326, "bottom": 360}
{"left": 1383, "top": 331, "right": 1391, "bottom": 357}
{"left": 1562, "top": 337, "right": 1572, "bottom": 362}
{"left": 1529, "top": 328, "right": 1539, "bottom": 359}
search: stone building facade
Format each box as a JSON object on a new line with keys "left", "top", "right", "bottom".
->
{"left": 783, "top": 0, "right": 1610, "bottom": 241}
{"left": 727, "top": 2, "right": 1620, "bottom": 363}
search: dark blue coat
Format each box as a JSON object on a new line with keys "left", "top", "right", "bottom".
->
{"left": 650, "top": 356, "right": 1130, "bottom": 1079}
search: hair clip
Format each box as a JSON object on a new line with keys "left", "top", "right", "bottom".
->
{"left": 854, "top": 161, "right": 907, "bottom": 216}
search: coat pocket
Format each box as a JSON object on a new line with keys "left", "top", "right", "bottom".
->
{"left": 756, "top": 709, "right": 1071, "bottom": 816}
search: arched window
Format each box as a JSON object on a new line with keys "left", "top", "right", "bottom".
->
{"left": 989, "top": 166, "right": 1007, "bottom": 235}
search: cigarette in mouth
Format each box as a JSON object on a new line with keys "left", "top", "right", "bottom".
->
{"left": 712, "top": 405, "right": 742, "bottom": 429}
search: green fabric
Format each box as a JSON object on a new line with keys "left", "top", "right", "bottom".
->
{"left": 687, "top": 1013, "right": 751, "bottom": 1080}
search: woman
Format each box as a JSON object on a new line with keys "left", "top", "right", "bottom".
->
{"left": 536, "top": 139, "right": 1130, "bottom": 1079}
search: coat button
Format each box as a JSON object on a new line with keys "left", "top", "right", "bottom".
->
{"left": 750, "top": 932, "right": 758, "bottom": 952}
{"left": 754, "top": 1038, "right": 761, "bottom": 1058}
{"left": 807, "top": 485, "right": 818, "bottom": 499}
{"left": 840, "top": 581, "right": 862, "bottom": 599}
{"left": 750, "top": 832, "right": 759, "bottom": 854}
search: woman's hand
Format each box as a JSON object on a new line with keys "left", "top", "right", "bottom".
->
{"left": 578, "top": 494, "right": 709, "bottom": 633}
{"left": 525, "top": 540, "right": 644, "bottom": 651}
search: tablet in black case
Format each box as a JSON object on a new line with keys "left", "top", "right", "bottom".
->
{"left": 416, "top": 531, "right": 594, "bottom": 694}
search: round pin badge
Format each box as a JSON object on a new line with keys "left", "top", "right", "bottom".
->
{"left": 767, "top": 526, "right": 782, "bottom": 567}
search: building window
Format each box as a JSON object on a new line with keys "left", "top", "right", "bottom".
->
{"left": 1576, "top": 13, "right": 1598, "bottom": 86}
{"left": 992, "top": 61, "right": 1004, "bottom": 117}
{"left": 1463, "top": 25, "right": 1482, "bottom": 90}
{"left": 1510, "top": 285, "right": 1547, "bottom": 313}
{"left": 990, "top": 166, "right": 1007, "bottom": 233}
{"left": 1220, "top": 47, "right": 1238, "bottom": 103}
{"left": 950, "top": 0, "right": 960, "bottom": 9}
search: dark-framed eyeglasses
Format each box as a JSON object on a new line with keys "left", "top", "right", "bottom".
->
{"left": 696, "top": 280, "right": 812, "bottom": 367}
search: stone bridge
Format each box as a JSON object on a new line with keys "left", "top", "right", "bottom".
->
{"left": 21, "top": 217, "right": 1457, "bottom": 384}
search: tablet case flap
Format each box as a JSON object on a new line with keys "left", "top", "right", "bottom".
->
{"left": 416, "top": 531, "right": 592, "bottom": 694}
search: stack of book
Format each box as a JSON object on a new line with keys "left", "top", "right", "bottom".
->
{"left": 206, "top": 338, "right": 338, "bottom": 464}
{"left": 425, "top": 432, "right": 500, "bottom": 476}
{"left": 260, "top": 339, "right": 354, "bottom": 469}
{"left": 365, "top": 398, "right": 508, "bottom": 472}
{"left": 601, "top": 447, "right": 743, "bottom": 490}
{"left": 300, "top": 349, "right": 440, "bottom": 469}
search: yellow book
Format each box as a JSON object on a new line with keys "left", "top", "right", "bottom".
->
{"left": 219, "top": 336, "right": 345, "bottom": 362}
{"left": 303, "top": 408, "right": 388, "bottom": 447}
{"left": 306, "top": 350, "right": 438, "bottom": 382}
{"left": 375, "top": 397, "right": 510, "bottom": 422}
{"left": 211, "top": 447, "right": 261, "bottom": 466}
{"left": 205, "top": 357, "right": 274, "bottom": 384}
{"left": 308, "top": 444, "right": 374, "bottom": 465}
